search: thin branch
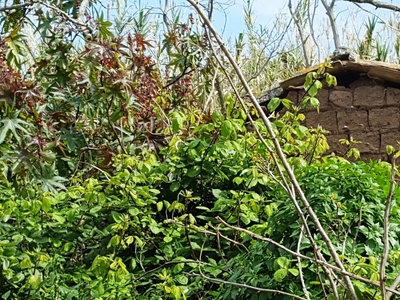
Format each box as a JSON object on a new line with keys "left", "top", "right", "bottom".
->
{"left": 288, "top": 0, "right": 311, "bottom": 67}
{"left": 0, "top": 2, "right": 32, "bottom": 12}
{"left": 247, "top": 18, "right": 293, "bottom": 83}
{"left": 381, "top": 156, "right": 397, "bottom": 300}
{"left": 36, "top": 0, "right": 93, "bottom": 33}
{"left": 205, "top": 30, "right": 334, "bottom": 291}
{"left": 388, "top": 272, "right": 400, "bottom": 300}
{"left": 307, "top": 0, "right": 321, "bottom": 62}
{"left": 297, "top": 225, "right": 311, "bottom": 300}
{"left": 320, "top": 0, "right": 340, "bottom": 49}
{"left": 187, "top": 1, "right": 357, "bottom": 298}
{"left": 192, "top": 269, "right": 308, "bottom": 300}
{"left": 344, "top": 0, "right": 400, "bottom": 11}
{"left": 203, "top": 4, "right": 323, "bottom": 267}
{"left": 351, "top": 2, "right": 400, "bottom": 33}
{"left": 215, "top": 216, "right": 400, "bottom": 297}
{"left": 77, "top": 0, "right": 90, "bottom": 23}
{"left": 131, "top": 259, "right": 203, "bottom": 283}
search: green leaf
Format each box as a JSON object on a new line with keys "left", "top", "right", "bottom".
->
{"left": 308, "top": 85, "right": 318, "bottom": 98}
{"left": 108, "top": 235, "right": 121, "bottom": 248}
{"left": 386, "top": 145, "right": 395, "bottom": 155}
{"left": 2, "top": 258, "right": 9, "bottom": 270}
{"left": 268, "top": 98, "right": 281, "bottom": 112}
{"left": 212, "top": 189, "right": 222, "bottom": 198}
{"left": 170, "top": 182, "right": 180, "bottom": 192}
{"left": 172, "top": 118, "right": 180, "bottom": 134}
{"left": 63, "top": 242, "right": 74, "bottom": 252}
{"left": 240, "top": 215, "right": 250, "bottom": 225}
{"left": 1, "top": 290, "right": 10, "bottom": 299}
{"left": 20, "top": 257, "right": 33, "bottom": 269}
{"left": 221, "top": 120, "right": 232, "bottom": 137}
{"left": 309, "top": 97, "right": 320, "bottom": 107}
{"left": 164, "top": 236, "right": 173, "bottom": 243}
{"left": 187, "top": 165, "right": 201, "bottom": 177}
{"left": 304, "top": 73, "right": 314, "bottom": 91}
{"left": 129, "top": 207, "right": 140, "bottom": 216}
{"left": 130, "top": 259, "right": 137, "bottom": 270}
{"left": 175, "top": 274, "right": 188, "bottom": 285}
{"left": 274, "top": 257, "right": 290, "bottom": 270}
{"left": 125, "top": 236, "right": 134, "bottom": 246}
{"left": 90, "top": 206, "right": 102, "bottom": 215}
{"left": 111, "top": 211, "right": 122, "bottom": 223}
{"left": 42, "top": 197, "right": 53, "bottom": 213}
{"left": 149, "top": 223, "right": 161, "bottom": 234}
{"left": 0, "top": 111, "right": 31, "bottom": 144}
{"left": 288, "top": 268, "right": 299, "bottom": 276}
{"left": 273, "top": 269, "right": 288, "bottom": 282}
{"left": 52, "top": 213, "right": 65, "bottom": 224}
{"left": 28, "top": 275, "right": 41, "bottom": 289}
{"left": 326, "top": 73, "right": 337, "bottom": 86}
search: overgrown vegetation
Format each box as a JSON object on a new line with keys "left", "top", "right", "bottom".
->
{"left": 1, "top": 0, "right": 400, "bottom": 299}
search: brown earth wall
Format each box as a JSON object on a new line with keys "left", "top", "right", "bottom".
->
{"left": 283, "top": 76, "right": 400, "bottom": 160}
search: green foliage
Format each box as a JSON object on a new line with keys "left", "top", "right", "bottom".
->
{"left": 1, "top": 91, "right": 398, "bottom": 298}
{"left": 0, "top": 2, "right": 399, "bottom": 299}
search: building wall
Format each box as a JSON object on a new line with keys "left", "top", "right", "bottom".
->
{"left": 283, "top": 75, "right": 400, "bottom": 160}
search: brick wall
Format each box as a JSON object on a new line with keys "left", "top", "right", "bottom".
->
{"left": 283, "top": 75, "right": 400, "bottom": 160}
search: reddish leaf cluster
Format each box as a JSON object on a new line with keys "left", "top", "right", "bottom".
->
{"left": 0, "top": 39, "right": 43, "bottom": 114}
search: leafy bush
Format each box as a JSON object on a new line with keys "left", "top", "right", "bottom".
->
{"left": 1, "top": 100, "right": 399, "bottom": 298}
{"left": 1, "top": 1, "right": 400, "bottom": 299}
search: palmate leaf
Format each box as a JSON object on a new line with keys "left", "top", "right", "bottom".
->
{"left": 36, "top": 163, "right": 67, "bottom": 193}
{"left": 0, "top": 111, "right": 31, "bottom": 144}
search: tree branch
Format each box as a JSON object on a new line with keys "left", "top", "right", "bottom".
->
{"left": 382, "top": 156, "right": 397, "bottom": 299}
{"left": 288, "top": 0, "right": 311, "bottom": 67}
{"left": 0, "top": 2, "right": 32, "bottom": 12}
{"left": 320, "top": 0, "right": 340, "bottom": 49}
{"left": 35, "top": 0, "right": 93, "bottom": 33}
{"left": 215, "top": 216, "right": 400, "bottom": 297}
{"left": 387, "top": 272, "right": 400, "bottom": 300}
{"left": 344, "top": 0, "right": 400, "bottom": 11}
{"left": 297, "top": 225, "right": 312, "bottom": 300}
{"left": 192, "top": 268, "right": 308, "bottom": 300}
{"left": 187, "top": 1, "right": 357, "bottom": 298}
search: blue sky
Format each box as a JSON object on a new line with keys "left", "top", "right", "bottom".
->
{"left": 127, "top": 0, "right": 400, "bottom": 58}
{"left": 135, "top": 0, "right": 400, "bottom": 39}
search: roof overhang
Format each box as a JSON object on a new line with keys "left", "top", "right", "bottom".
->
{"left": 280, "top": 60, "right": 400, "bottom": 90}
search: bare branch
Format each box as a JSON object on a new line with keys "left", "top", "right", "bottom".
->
{"left": 288, "top": 0, "right": 311, "bottom": 67}
{"left": 344, "top": 0, "right": 400, "bottom": 11}
{"left": 193, "top": 268, "right": 308, "bottom": 300}
{"left": 0, "top": 2, "right": 32, "bottom": 12}
{"left": 35, "top": 0, "right": 93, "bottom": 33}
{"left": 297, "top": 225, "right": 311, "bottom": 300}
{"left": 77, "top": 0, "right": 90, "bottom": 23}
{"left": 215, "top": 216, "right": 400, "bottom": 297}
{"left": 381, "top": 156, "right": 397, "bottom": 299}
{"left": 187, "top": 1, "right": 357, "bottom": 298}
{"left": 320, "top": 0, "right": 340, "bottom": 49}
{"left": 388, "top": 272, "right": 400, "bottom": 299}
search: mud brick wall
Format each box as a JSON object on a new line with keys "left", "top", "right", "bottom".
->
{"left": 283, "top": 75, "right": 400, "bottom": 160}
